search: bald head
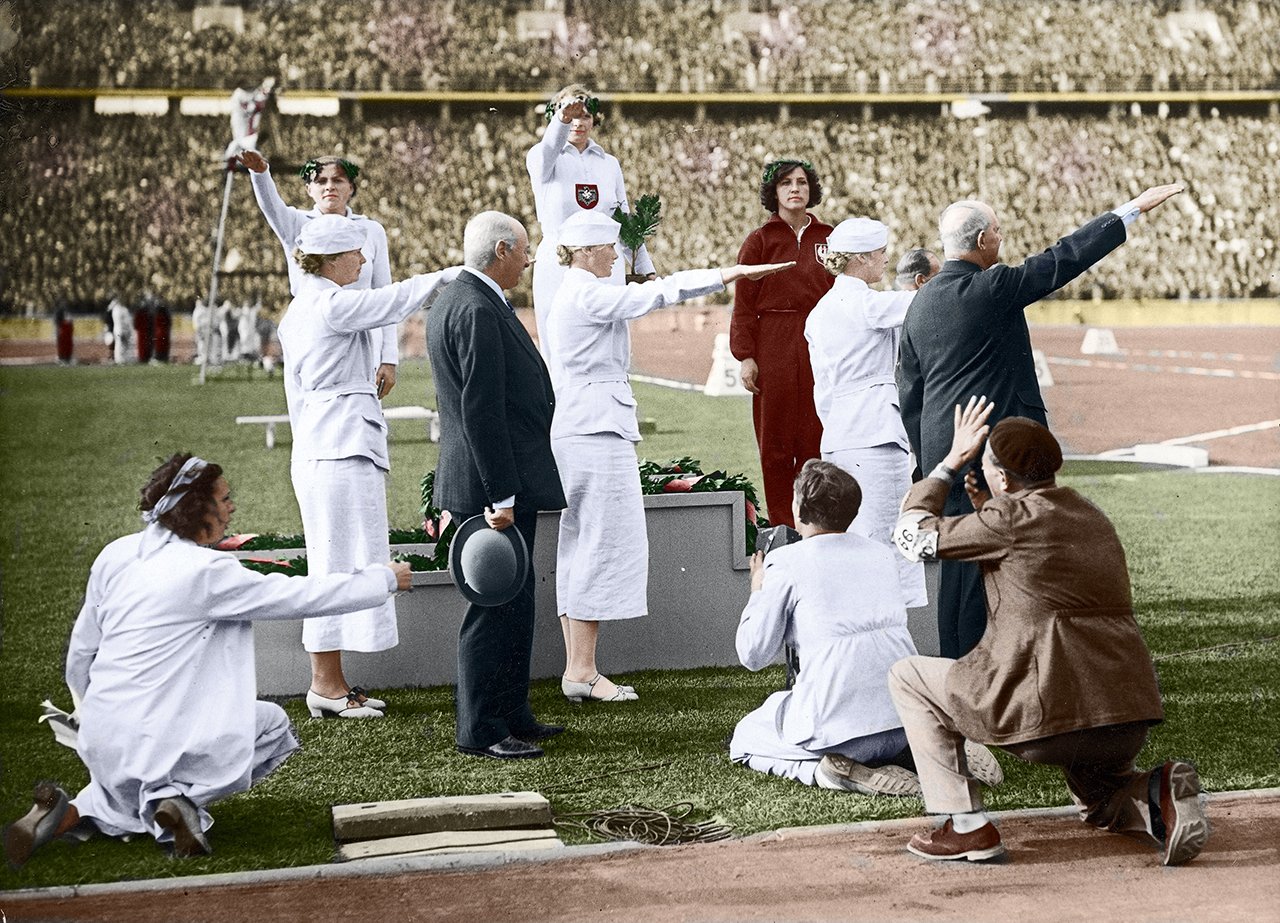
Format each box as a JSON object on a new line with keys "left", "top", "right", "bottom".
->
{"left": 939, "top": 200, "right": 1001, "bottom": 266}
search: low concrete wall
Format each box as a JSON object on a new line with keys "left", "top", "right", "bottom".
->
{"left": 249, "top": 492, "right": 939, "bottom": 695}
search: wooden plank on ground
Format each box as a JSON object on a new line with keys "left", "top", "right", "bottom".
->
{"left": 338, "top": 827, "right": 561, "bottom": 861}
{"left": 332, "top": 792, "right": 553, "bottom": 842}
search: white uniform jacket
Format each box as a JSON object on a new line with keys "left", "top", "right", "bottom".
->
{"left": 279, "top": 269, "right": 456, "bottom": 468}
{"left": 66, "top": 524, "right": 395, "bottom": 836}
{"left": 248, "top": 166, "right": 397, "bottom": 366}
{"left": 736, "top": 533, "right": 917, "bottom": 750}
{"left": 527, "top": 118, "right": 656, "bottom": 353}
{"left": 805, "top": 275, "right": 915, "bottom": 452}
{"left": 546, "top": 267, "right": 723, "bottom": 440}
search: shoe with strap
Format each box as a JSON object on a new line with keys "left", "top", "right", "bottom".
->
{"left": 306, "top": 689, "right": 383, "bottom": 719}
{"left": 815, "top": 754, "right": 922, "bottom": 797}
{"left": 562, "top": 674, "right": 639, "bottom": 703}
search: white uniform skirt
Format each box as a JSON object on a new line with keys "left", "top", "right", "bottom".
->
{"left": 552, "top": 433, "right": 648, "bottom": 621}
{"left": 824, "top": 444, "right": 928, "bottom": 609}
{"left": 291, "top": 456, "right": 398, "bottom": 652}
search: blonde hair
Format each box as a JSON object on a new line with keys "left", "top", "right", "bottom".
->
{"left": 556, "top": 244, "right": 583, "bottom": 266}
{"left": 292, "top": 248, "right": 343, "bottom": 275}
{"left": 822, "top": 251, "right": 853, "bottom": 276}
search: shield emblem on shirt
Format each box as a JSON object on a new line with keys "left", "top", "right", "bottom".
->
{"left": 814, "top": 243, "right": 828, "bottom": 263}
{"left": 575, "top": 184, "right": 600, "bottom": 209}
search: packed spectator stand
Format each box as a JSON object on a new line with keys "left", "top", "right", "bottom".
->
{"left": 5, "top": 0, "right": 1279, "bottom": 316}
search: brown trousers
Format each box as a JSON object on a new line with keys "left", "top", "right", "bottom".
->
{"left": 889, "top": 656, "right": 1158, "bottom": 841}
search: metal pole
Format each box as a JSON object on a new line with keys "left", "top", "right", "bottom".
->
{"left": 199, "top": 166, "right": 236, "bottom": 385}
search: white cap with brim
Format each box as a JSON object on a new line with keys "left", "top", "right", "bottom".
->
{"left": 296, "top": 214, "right": 367, "bottom": 254}
{"left": 558, "top": 210, "right": 621, "bottom": 247}
{"left": 827, "top": 217, "right": 889, "bottom": 253}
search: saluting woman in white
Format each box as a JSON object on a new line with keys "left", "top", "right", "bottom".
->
{"left": 526, "top": 84, "right": 655, "bottom": 374}
{"left": 278, "top": 215, "right": 457, "bottom": 717}
{"left": 545, "top": 211, "right": 793, "bottom": 702}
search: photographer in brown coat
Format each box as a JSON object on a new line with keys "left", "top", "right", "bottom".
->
{"left": 887, "top": 397, "right": 1207, "bottom": 866}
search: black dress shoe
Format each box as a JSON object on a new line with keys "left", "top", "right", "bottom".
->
{"left": 514, "top": 722, "right": 565, "bottom": 743}
{"left": 456, "top": 735, "right": 543, "bottom": 760}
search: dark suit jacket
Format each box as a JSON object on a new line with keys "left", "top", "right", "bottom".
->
{"left": 901, "top": 477, "right": 1164, "bottom": 745}
{"left": 897, "top": 212, "right": 1127, "bottom": 477}
{"left": 427, "top": 271, "right": 566, "bottom": 515}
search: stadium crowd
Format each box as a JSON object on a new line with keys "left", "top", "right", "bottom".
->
{"left": 6, "top": 106, "right": 1276, "bottom": 315}
{"left": 14, "top": 0, "right": 1280, "bottom": 94}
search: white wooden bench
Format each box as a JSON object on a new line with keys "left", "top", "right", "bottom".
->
{"left": 236, "top": 405, "right": 441, "bottom": 449}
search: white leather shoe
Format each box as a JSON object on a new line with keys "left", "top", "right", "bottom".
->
{"left": 306, "top": 689, "right": 383, "bottom": 719}
{"left": 815, "top": 754, "right": 922, "bottom": 797}
{"left": 348, "top": 686, "right": 386, "bottom": 710}
{"left": 561, "top": 674, "right": 638, "bottom": 703}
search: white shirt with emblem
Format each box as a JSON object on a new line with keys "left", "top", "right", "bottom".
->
{"left": 526, "top": 116, "right": 655, "bottom": 356}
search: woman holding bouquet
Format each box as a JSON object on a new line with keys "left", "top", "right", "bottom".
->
{"left": 546, "top": 211, "right": 793, "bottom": 703}
{"left": 527, "top": 83, "right": 655, "bottom": 374}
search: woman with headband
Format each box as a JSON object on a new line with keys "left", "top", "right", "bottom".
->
{"left": 278, "top": 215, "right": 457, "bottom": 719}
{"left": 238, "top": 150, "right": 400, "bottom": 401}
{"left": 2, "top": 454, "right": 412, "bottom": 867}
{"left": 729, "top": 159, "right": 834, "bottom": 528}
{"left": 526, "top": 83, "right": 656, "bottom": 374}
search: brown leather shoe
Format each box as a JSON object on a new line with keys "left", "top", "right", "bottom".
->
{"left": 1158, "top": 761, "right": 1209, "bottom": 866}
{"left": 907, "top": 818, "right": 1006, "bottom": 862}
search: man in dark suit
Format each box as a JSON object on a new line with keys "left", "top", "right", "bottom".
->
{"left": 428, "top": 211, "right": 568, "bottom": 760}
{"left": 896, "top": 183, "right": 1182, "bottom": 658}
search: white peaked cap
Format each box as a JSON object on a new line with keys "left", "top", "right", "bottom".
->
{"left": 296, "top": 214, "right": 367, "bottom": 254}
{"left": 827, "top": 217, "right": 889, "bottom": 253}
{"left": 558, "top": 210, "right": 621, "bottom": 247}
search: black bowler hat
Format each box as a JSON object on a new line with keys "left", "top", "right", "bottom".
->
{"left": 447, "top": 515, "right": 530, "bottom": 606}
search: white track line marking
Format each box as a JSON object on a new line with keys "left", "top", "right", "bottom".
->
{"left": 1157, "top": 419, "right": 1280, "bottom": 446}
{"left": 1046, "top": 356, "right": 1280, "bottom": 381}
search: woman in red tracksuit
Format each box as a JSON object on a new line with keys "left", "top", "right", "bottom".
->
{"left": 730, "top": 159, "right": 834, "bottom": 528}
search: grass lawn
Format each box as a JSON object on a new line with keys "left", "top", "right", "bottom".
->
{"left": 1, "top": 361, "right": 1277, "bottom": 889}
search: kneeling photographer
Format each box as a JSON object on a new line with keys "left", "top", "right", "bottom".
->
{"left": 729, "top": 460, "right": 1002, "bottom": 795}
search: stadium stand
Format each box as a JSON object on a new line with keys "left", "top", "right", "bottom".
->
{"left": 13, "top": 0, "right": 1280, "bottom": 93}
{"left": 5, "top": 106, "right": 1277, "bottom": 314}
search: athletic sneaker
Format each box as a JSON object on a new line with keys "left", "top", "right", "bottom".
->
{"left": 964, "top": 740, "right": 1005, "bottom": 787}
{"left": 815, "top": 754, "right": 922, "bottom": 796}
{"left": 1156, "top": 761, "right": 1209, "bottom": 866}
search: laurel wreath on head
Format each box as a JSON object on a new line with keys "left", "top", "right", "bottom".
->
{"left": 762, "top": 158, "right": 814, "bottom": 186}
{"left": 544, "top": 94, "right": 601, "bottom": 124}
{"left": 299, "top": 158, "right": 360, "bottom": 183}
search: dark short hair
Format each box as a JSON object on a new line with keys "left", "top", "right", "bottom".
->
{"left": 895, "top": 248, "right": 937, "bottom": 281}
{"left": 793, "top": 459, "right": 861, "bottom": 532}
{"left": 140, "top": 453, "right": 225, "bottom": 542}
{"left": 759, "top": 161, "right": 823, "bottom": 213}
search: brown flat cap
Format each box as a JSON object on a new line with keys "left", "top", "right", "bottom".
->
{"left": 989, "top": 417, "right": 1063, "bottom": 483}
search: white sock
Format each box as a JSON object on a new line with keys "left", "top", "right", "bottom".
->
{"left": 951, "top": 811, "right": 990, "bottom": 833}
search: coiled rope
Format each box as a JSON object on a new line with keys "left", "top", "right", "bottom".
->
{"left": 556, "top": 801, "right": 733, "bottom": 846}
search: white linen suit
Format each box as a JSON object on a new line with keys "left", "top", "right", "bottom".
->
{"left": 546, "top": 266, "right": 723, "bottom": 620}
{"left": 527, "top": 117, "right": 655, "bottom": 370}
{"left": 730, "top": 533, "right": 917, "bottom": 785}
{"left": 66, "top": 523, "right": 396, "bottom": 842}
{"left": 248, "top": 166, "right": 397, "bottom": 368}
{"left": 805, "top": 275, "right": 926, "bottom": 607}
{"left": 279, "top": 268, "right": 455, "bottom": 651}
